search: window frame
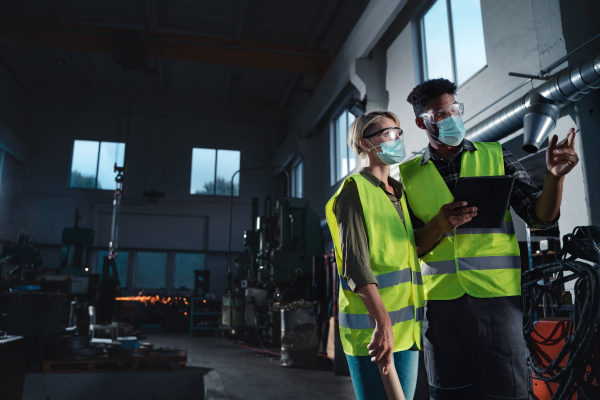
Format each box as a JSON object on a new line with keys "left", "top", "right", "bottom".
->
{"left": 68, "top": 140, "right": 126, "bottom": 190}
{"left": 190, "top": 147, "right": 241, "bottom": 197}
{"left": 331, "top": 108, "right": 358, "bottom": 186}
{"left": 419, "top": 0, "right": 487, "bottom": 86}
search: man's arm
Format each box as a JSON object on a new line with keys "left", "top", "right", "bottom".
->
{"left": 355, "top": 284, "right": 394, "bottom": 375}
{"left": 535, "top": 129, "right": 579, "bottom": 222}
{"left": 414, "top": 201, "right": 478, "bottom": 256}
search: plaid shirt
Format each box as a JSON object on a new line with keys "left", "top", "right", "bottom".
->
{"left": 408, "top": 139, "right": 558, "bottom": 230}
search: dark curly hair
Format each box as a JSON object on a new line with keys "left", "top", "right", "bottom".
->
{"left": 406, "top": 78, "right": 457, "bottom": 118}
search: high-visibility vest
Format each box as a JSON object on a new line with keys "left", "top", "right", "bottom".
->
{"left": 398, "top": 141, "right": 521, "bottom": 301}
{"left": 325, "top": 173, "right": 424, "bottom": 356}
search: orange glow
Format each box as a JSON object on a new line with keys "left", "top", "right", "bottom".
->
{"left": 116, "top": 291, "right": 191, "bottom": 306}
{"left": 203, "top": 300, "right": 206, "bottom": 303}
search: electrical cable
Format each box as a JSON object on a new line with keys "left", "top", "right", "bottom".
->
{"left": 521, "top": 230, "right": 600, "bottom": 400}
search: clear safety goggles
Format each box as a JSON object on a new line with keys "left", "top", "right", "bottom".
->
{"left": 363, "top": 127, "right": 404, "bottom": 142}
{"left": 420, "top": 102, "right": 464, "bottom": 123}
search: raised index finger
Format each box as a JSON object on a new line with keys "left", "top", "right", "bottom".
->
{"left": 567, "top": 129, "right": 577, "bottom": 148}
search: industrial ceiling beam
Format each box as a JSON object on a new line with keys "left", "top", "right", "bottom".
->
{"left": 0, "top": 16, "right": 331, "bottom": 76}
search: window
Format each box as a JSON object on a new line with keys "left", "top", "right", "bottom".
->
{"left": 332, "top": 110, "right": 356, "bottom": 184}
{"left": 70, "top": 140, "right": 125, "bottom": 190}
{"left": 421, "top": 0, "right": 487, "bottom": 86}
{"left": 174, "top": 253, "right": 205, "bottom": 290}
{"left": 97, "top": 250, "right": 129, "bottom": 288}
{"left": 191, "top": 148, "right": 240, "bottom": 196}
{"left": 135, "top": 252, "right": 167, "bottom": 289}
{"left": 291, "top": 160, "right": 304, "bottom": 198}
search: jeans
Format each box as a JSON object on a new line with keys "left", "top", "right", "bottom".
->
{"left": 346, "top": 350, "right": 419, "bottom": 400}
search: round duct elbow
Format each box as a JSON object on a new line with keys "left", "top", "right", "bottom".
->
{"left": 522, "top": 92, "right": 561, "bottom": 153}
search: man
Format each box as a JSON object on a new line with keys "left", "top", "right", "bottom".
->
{"left": 399, "top": 78, "right": 579, "bottom": 400}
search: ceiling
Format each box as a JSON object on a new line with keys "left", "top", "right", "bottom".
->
{"left": 0, "top": 0, "right": 368, "bottom": 111}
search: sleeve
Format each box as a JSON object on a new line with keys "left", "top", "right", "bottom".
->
{"left": 502, "top": 146, "right": 559, "bottom": 229}
{"left": 334, "top": 180, "right": 379, "bottom": 291}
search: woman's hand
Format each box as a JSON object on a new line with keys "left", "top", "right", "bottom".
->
{"left": 367, "top": 319, "right": 395, "bottom": 375}
{"left": 356, "top": 284, "right": 395, "bottom": 375}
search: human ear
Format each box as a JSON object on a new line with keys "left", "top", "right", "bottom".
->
{"left": 415, "top": 118, "right": 427, "bottom": 130}
{"left": 359, "top": 138, "right": 371, "bottom": 152}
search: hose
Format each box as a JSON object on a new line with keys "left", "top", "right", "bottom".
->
{"left": 521, "top": 258, "right": 600, "bottom": 400}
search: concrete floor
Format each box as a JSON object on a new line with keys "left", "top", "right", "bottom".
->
{"left": 144, "top": 331, "right": 355, "bottom": 400}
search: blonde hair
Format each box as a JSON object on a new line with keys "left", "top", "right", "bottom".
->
{"left": 347, "top": 110, "right": 400, "bottom": 159}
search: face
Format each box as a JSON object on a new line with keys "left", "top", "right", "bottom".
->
{"left": 360, "top": 117, "right": 401, "bottom": 153}
{"left": 415, "top": 93, "right": 457, "bottom": 136}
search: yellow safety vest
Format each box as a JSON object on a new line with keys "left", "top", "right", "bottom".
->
{"left": 398, "top": 142, "right": 521, "bottom": 301}
{"left": 325, "top": 173, "right": 424, "bottom": 356}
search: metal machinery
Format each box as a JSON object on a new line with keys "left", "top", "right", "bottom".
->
{"left": 222, "top": 195, "right": 324, "bottom": 343}
{"left": 522, "top": 226, "right": 600, "bottom": 400}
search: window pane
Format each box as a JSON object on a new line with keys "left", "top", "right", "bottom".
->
{"left": 296, "top": 161, "right": 304, "bottom": 198}
{"left": 174, "top": 253, "right": 205, "bottom": 290}
{"left": 450, "top": 0, "right": 487, "bottom": 85}
{"left": 135, "top": 252, "right": 167, "bottom": 289}
{"left": 215, "top": 150, "right": 240, "bottom": 196}
{"left": 347, "top": 112, "right": 356, "bottom": 171}
{"left": 336, "top": 111, "right": 348, "bottom": 181}
{"left": 97, "top": 250, "right": 129, "bottom": 288}
{"left": 191, "top": 148, "right": 216, "bottom": 195}
{"left": 423, "top": 0, "right": 453, "bottom": 81}
{"left": 70, "top": 140, "right": 99, "bottom": 188}
{"left": 97, "top": 142, "right": 125, "bottom": 190}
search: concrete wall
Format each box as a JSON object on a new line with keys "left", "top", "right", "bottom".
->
{"left": 14, "top": 90, "right": 281, "bottom": 296}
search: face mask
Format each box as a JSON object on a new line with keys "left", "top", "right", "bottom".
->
{"left": 433, "top": 115, "right": 466, "bottom": 146}
{"left": 367, "top": 138, "right": 406, "bottom": 165}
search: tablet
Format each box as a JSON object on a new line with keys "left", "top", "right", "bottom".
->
{"left": 453, "top": 176, "right": 515, "bottom": 229}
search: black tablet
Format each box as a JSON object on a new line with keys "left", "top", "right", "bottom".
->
{"left": 453, "top": 176, "right": 515, "bottom": 229}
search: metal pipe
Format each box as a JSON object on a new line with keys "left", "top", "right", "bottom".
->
{"left": 466, "top": 52, "right": 600, "bottom": 152}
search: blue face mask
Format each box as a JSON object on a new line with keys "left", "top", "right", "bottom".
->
{"left": 367, "top": 138, "right": 406, "bottom": 165}
{"left": 434, "top": 115, "right": 466, "bottom": 146}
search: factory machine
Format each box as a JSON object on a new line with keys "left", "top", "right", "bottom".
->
{"left": 522, "top": 226, "right": 600, "bottom": 400}
{"left": 222, "top": 195, "right": 324, "bottom": 344}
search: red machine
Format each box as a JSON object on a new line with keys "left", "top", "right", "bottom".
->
{"left": 529, "top": 318, "right": 599, "bottom": 400}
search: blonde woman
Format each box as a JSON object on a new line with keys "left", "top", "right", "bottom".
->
{"left": 325, "top": 111, "right": 424, "bottom": 399}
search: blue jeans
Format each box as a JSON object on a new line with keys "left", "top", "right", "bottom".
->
{"left": 346, "top": 350, "right": 419, "bottom": 400}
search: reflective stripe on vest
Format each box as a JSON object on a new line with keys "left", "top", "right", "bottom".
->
{"left": 340, "top": 268, "right": 412, "bottom": 291}
{"left": 399, "top": 142, "right": 521, "bottom": 300}
{"left": 339, "top": 305, "right": 425, "bottom": 330}
{"left": 325, "top": 173, "right": 424, "bottom": 356}
{"left": 421, "top": 255, "right": 522, "bottom": 276}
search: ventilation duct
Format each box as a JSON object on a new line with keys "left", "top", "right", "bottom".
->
{"left": 466, "top": 53, "right": 600, "bottom": 153}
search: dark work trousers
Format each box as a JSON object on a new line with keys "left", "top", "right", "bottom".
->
{"left": 423, "top": 294, "right": 528, "bottom": 400}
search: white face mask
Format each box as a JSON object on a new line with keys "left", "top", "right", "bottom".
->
{"left": 433, "top": 115, "right": 467, "bottom": 146}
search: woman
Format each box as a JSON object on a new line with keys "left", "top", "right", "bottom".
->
{"left": 325, "top": 111, "right": 424, "bottom": 399}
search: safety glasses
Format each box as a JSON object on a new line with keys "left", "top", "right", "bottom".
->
{"left": 363, "top": 127, "right": 404, "bottom": 142}
{"left": 420, "top": 102, "right": 464, "bottom": 123}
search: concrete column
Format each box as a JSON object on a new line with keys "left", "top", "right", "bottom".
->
{"left": 558, "top": 0, "right": 600, "bottom": 228}
{"left": 350, "top": 45, "right": 389, "bottom": 112}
